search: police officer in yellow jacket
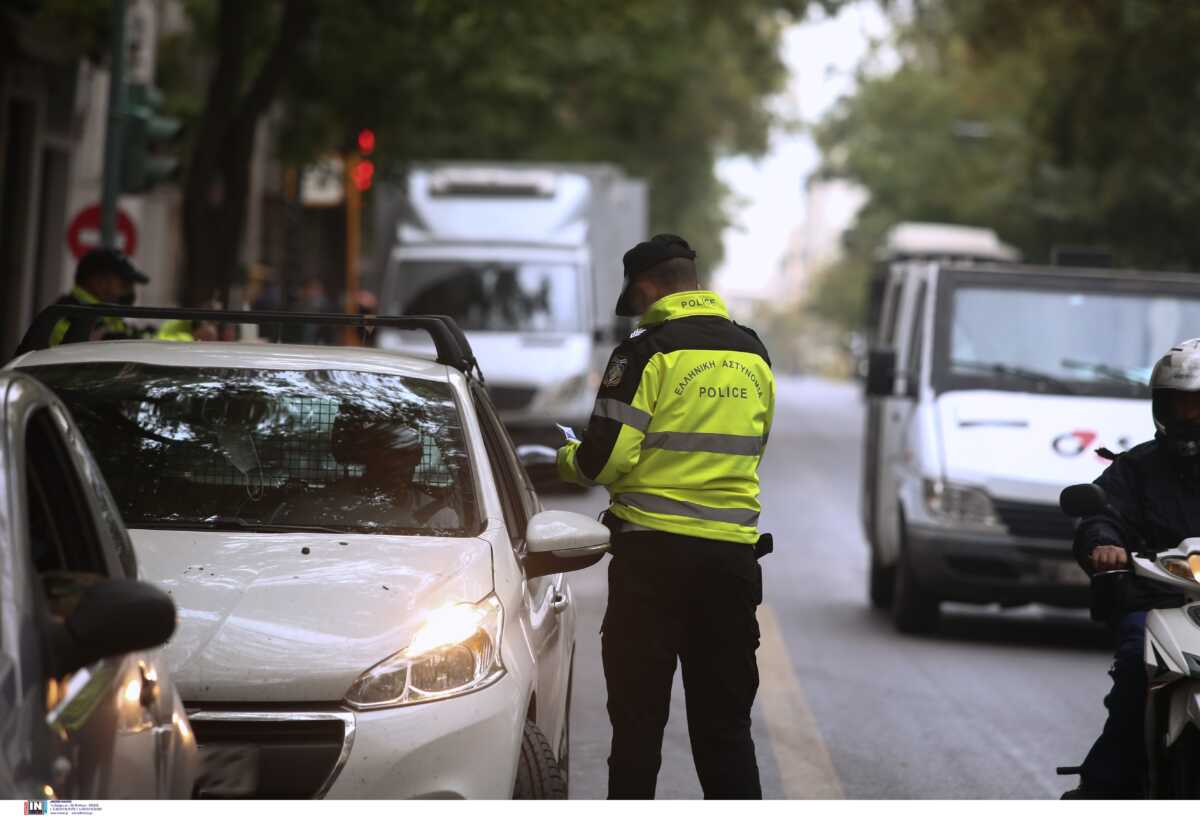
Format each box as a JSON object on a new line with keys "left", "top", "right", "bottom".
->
{"left": 14, "top": 249, "right": 148, "bottom": 356}
{"left": 558, "top": 234, "right": 775, "bottom": 799}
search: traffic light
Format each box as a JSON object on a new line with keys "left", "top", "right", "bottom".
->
{"left": 357, "top": 128, "right": 375, "bottom": 155}
{"left": 353, "top": 128, "right": 375, "bottom": 191}
{"left": 121, "top": 83, "right": 182, "bottom": 193}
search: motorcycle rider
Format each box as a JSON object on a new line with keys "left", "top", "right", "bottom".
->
{"left": 1066, "top": 338, "right": 1200, "bottom": 798}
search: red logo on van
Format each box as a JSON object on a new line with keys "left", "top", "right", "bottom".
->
{"left": 1052, "top": 430, "right": 1098, "bottom": 457}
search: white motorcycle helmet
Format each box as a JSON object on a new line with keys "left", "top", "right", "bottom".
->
{"left": 1150, "top": 338, "right": 1200, "bottom": 459}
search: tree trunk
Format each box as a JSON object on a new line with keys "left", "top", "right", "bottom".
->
{"left": 181, "top": 0, "right": 315, "bottom": 307}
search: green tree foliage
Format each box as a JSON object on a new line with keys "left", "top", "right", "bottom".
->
{"left": 809, "top": 0, "right": 1200, "bottom": 330}
{"left": 3, "top": 0, "right": 109, "bottom": 59}
{"left": 160, "top": 0, "right": 836, "bottom": 295}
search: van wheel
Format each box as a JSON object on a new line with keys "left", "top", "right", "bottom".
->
{"left": 868, "top": 539, "right": 894, "bottom": 609}
{"left": 513, "top": 720, "right": 568, "bottom": 799}
{"left": 891, "top": 531, "right": 939, "bottom": 634}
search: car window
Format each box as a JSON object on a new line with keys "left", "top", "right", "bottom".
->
{"left": 24, "top": 408, "right": 107, "bottom": 576}
{"left": 25, "top": 363, "right": 482, "bottom": 537}
{"left": 471, "top": 384, "right": 531, "bottom": 544}
{"left": 470, "top": 385, "right": 557, "bottom": 593}
{"left": 49, "top": 405, "right": 137, "bottom": 578}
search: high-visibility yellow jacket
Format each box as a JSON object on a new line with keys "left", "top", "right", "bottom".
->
{"left": 557, "top": 290, "right": 775, "bottom": 545}
{"left": 155, "top": 319, "right": 196, "bottom": 342}
{"left": 49, "top": 286, "right": 130, "bottom": 346}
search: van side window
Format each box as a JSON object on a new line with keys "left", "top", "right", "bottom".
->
{"left": 905, "top": 282, "right": 928, "bottom": 389}
{"left": 881, "top": 275, "right": 904, "bottom": 346}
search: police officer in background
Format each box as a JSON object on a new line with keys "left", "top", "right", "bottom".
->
{"left": 557, "top": 234, "right": 775, "bottom": 799}
{"left": 15, "top": 248, "right": 149, "bottom": 355}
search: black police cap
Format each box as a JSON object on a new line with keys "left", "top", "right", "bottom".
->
{"left": 616, "top": 234, "right": 697, "bottom": 316}
{"left": 76, "top": 248, "right": 149, "bottom": 285}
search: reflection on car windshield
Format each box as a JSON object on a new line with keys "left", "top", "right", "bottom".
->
{"left": 25, "top": 363, "right": 480, "bottom": 536}
{"left": 944, "top": 285, "right": 1200, "bottom": 396}
{"left": 389, "top": 261, "right": 581, "bottom": 333}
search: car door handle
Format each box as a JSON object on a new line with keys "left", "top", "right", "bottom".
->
{"left": 550, "top": 592, "right": 569, "bottom": 614}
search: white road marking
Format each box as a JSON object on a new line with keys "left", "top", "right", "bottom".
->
{"left": 757, "top": 603, "right": 844, "bottom": 799}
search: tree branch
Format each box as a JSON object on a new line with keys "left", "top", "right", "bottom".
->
{"left": 232, "top": 0, "right": 317, "bottom": 135}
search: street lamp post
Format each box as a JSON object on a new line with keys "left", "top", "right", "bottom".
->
{"left": 100, "top": 0, "right": 129, "bottom": 250}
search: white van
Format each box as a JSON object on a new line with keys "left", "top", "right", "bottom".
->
{"left": 861, "top": 261, "right": 1200, "bottom": 632}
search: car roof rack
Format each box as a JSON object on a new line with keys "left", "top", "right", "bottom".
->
{"left": 16, "top": 304, "right": 484, "bottom": 381}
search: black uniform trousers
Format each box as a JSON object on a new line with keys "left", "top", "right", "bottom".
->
{"left": 601, "top": 529, "right": 763, "bottom": 799}
{"left": 1079, "top": 611, "right": 1148, "bottom": 796}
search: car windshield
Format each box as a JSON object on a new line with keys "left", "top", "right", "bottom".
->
{"left": 385, "top": 261, "right": 583, "bottom": 333}
{"left": 24, "top": 363, "right": 481, "bottom": 536}
{"left": 934, "top": 281, "right": 1200, "bottom": 397}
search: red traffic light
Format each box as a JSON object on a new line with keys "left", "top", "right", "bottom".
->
{"left": 353, "top": 159, "right": 375, "bottom": 191}
{"left": 357, "top": 129, "right": 375, "bottom": 155}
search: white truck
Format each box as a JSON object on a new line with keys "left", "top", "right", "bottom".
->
{"left": 373, "top": 163, "right": 648, "bottom": 445}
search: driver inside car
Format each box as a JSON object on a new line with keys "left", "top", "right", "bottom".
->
{"left": 313, "top": 416, "right": 461, "bottom": 532}
{"left": 1065, "top": 339, "right": 1200, "bottom": 798}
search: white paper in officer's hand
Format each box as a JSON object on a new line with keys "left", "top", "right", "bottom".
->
{"left": 556, "top": 423, "right": 579, "bottom": 443}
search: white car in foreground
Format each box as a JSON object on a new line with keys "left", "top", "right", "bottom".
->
{"left": 11, "top": 314, "right": 607, "bottom": 799}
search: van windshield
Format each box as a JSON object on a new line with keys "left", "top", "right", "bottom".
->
{"left": 933, "top": 278, "right": 1200, "bottom": 398}
{"left": 385, "top": 261, "right": 583, "bottom": 333}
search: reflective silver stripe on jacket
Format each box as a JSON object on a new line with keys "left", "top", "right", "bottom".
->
{"left": 642, "top": 431, "right": 763, "bottom": 456}
{"left": 614, "top": 492, "right": 760, "bottom": 526}
{"left": 593, "top": 398, "right": 652, "bottom": 431}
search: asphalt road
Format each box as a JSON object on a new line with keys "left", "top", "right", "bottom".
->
{"left": 543, "top": 376, "right": 1115, "bottom": 799}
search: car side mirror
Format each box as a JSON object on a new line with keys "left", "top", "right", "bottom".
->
{"left": 1060, "top": 483, "right": 1107, "bottom": 518}
{"left": 524, "top": 510, "right": 609, "bottom": 579}
{"left": 48, "top": 578, "right": 177, "bottom": 678}
{"left": 865, "top": 348, "right": 897, "bottom": 397}
{"left": 517, "top": 444, "right": 560, "bottom": 489}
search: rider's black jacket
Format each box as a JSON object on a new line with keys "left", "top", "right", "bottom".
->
{"left": 1075, "top": 436, "right": 1194, "bottom": 613}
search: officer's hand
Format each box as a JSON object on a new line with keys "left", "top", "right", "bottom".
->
{"left": 1091, "top": 545, "right": 1128, "bottom": 571}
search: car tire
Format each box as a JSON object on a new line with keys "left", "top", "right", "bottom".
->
{"left": 868, "top": 538, "right": 894, "bottom": 609}
{"left": 891, "top": 525, "right": 939, "bottom": 634}
{"left": 512, "top": 719, "right": 568, "bottom": 799}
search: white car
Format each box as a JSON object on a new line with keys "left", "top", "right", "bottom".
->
{"left": 11, "top": 315, "right": 608, "bottom": 799}
{"left": 0, "top": 371, "right": 196, "bottom": 799}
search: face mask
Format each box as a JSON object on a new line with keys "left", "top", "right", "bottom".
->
{"left": 118, "top": 291, "right": 137, "bottom": 306}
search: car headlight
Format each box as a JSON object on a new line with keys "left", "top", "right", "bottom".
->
{"left": 344, "top": 594, "right": 504, "bottom": 709}
{"left": 922, "top": 479, "right": 1001, "bottom": 529}
{"left": 1162, "top": 555, "right": 1200, "bottom": 585}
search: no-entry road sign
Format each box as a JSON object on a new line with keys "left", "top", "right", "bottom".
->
{"left": 66, "top": 205, "right": 138, "bottom": 259}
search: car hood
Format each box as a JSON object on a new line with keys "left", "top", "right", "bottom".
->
{"left": 129, "top": 529, "right": 494, "bottom": 703}
{"left": 936, "top": 390, "right": 1155, "bottom": 504}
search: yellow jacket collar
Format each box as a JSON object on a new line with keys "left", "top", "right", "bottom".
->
{"left": 639, "top": 290, "right": 729, "bottom": 327}
{"left": 71, "top": 285, "right": 101, "bottom": 304}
